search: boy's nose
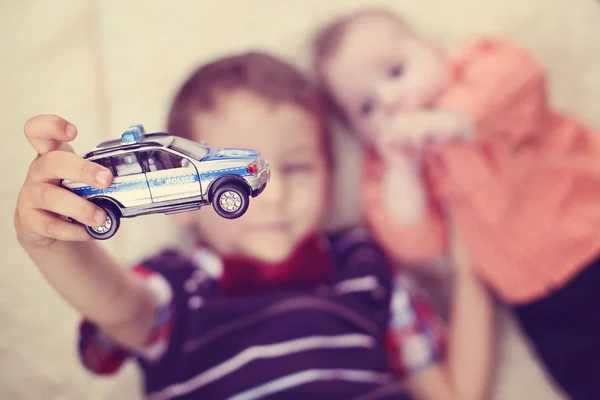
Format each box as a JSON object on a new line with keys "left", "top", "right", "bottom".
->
{"left": 257, "top": 172, "right": 285, "bottom": 207}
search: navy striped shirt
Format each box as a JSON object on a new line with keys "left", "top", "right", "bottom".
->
{"left": 78, "top": 227, "right": 445, "bottom": 399}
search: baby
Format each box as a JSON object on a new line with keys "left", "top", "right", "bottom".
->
{"left": 15, "top": 51, "right": 494, "bottom": 399}
{"left": 313, "top": 9, "right": 473, "bottom": 269}
{"left": 314, "top": 8, "right": 600, "bottom": 399}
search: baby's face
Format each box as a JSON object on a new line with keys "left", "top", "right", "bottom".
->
{"left": 177, "top": 89, "right": 330, "bottom": 264}
{"left": 323, "top": 13, "right": 449, "bottom": 143}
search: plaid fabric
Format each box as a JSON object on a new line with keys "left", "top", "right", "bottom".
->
{"left": 385, "top": 275, "right": 446, "bottom": 376}
{"left": 78, "top": 322, "right": 129, "bottom": 375}
{"left": 78, "top": 266, "right": 174, "bottom": 375}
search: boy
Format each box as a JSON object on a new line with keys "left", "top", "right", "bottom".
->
{"left": 15, "top": 51, "right": 493, "bottom": 399}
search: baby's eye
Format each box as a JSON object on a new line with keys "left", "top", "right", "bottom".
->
{"left": 360, "top": 99, "right": 375, "bottom": 116}
{"left": 281, "top": 162, "right": 314, "bottom": 174}
{"left": 388, "top": 64, "right": 404, "bottom": 78}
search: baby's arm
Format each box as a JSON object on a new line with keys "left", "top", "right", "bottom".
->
{"left": 362, "top": 150, "right": 447, "bottom": 265}
{"left": 361, "top": 109, "right": 473, "bottom": 263}
{"left": 15, "top": 115, "right": 156, "bottom": 350}
{"left": 399, "top": 225, "right": 496, "bottom": 400}
{"left": 382, "top": 156, "right": 428, "bottom": 227}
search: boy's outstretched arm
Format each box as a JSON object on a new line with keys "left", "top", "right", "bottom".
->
{"left": 403, "top": 225, "right": 496, "bottom": 400}
{"left": 446, "top": 226, "right": 496, "bottom": 400}
{"left": 15, "top": 115, "right": 156, "bottom": 350}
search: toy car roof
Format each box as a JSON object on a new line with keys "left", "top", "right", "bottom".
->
{"left": 83, "top": 125, "right": 175, "bottom": 159}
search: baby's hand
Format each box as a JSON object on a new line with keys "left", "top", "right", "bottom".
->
{"left": 14, "top": 115, "right": 113, "bottom": 248}
{"left": 376, "top": 109, "right": 473, "bottom": 165}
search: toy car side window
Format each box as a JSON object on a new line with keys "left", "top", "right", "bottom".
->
{"left": 140, "top": 150, "right": 167, "bottom": 171}
{"left": 154, "top": 150, "right": 185, "bottom": 170}
{"left": 135, "top": 151, "right": 151, "bottom": 172}
{"left": 110, "top": 152, "right": 143, "bottom": 176}
{"left": 91, "top": 158, "right": 115, "bottom": 175}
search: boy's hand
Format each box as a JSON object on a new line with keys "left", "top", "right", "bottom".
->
{"left": 15, "top": 115, "right": 113, "bottom": 248}
{"left": 376, "top": 109, "right": 473, "bottom": 166}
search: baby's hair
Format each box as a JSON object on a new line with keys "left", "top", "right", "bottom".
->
{"left": 167, "top": 51, "right": 333, "bottom": 165}
{"left": 312, "top": 8, "right": 409, "bottom": 130}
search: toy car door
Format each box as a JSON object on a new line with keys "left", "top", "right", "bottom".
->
{"left": 140, "top": 149, "right": 202, "bottom": 203}
{"left": 105, "top": 151, "right": 152, "bottom": 207}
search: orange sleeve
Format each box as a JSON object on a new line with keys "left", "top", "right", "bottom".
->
{"left": 362, "top": 149, "right": 447, "bottom": 264}
{"left": 437, "top": 37, "right": 550, "bottom": 146}
{"left": 426, "top": 114, "right": 600, "bottom": 304}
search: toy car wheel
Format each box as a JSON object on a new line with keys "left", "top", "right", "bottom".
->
{"left": 85, "top": 203, "right": 120, "bottom": 240}
{"left": 212, "top": 183, "right": 249, "bottom": 219}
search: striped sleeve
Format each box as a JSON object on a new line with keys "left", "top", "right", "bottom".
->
{"left": 78, "top": 265, "right": 175, "bottom": 375}
{"left": 384, "top": 275, "right": 446, "bottom": 377}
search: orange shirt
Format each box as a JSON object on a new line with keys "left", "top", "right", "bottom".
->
{"left": 362, "top": 37, "right": 600, "bottom": 304}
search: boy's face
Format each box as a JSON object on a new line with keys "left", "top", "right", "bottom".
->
{"left": 176, "top": 89, "right": 330, "bottom": 263}
{"left": 323, "top": 13, "right": 448, "bottom": 143}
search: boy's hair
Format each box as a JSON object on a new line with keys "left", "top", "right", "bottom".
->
{"left": 312, "top": 8, "right": 406, "bottom": 130}
{"left": 167, "top": 51, "right": 333, "bottom": 165}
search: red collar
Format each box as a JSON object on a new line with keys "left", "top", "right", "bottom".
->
{"left": 194, "top": 233, "right": 334, "bottom": 297}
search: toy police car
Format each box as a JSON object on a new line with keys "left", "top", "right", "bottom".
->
{"left": 61, "top": 124, "right": 270, "bottom": 240}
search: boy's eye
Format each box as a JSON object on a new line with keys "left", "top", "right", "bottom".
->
{"left": 360, "top": 99, "right": 375, "bottom": 116}
{"left": 281, "top": 162, "right": 314, "bottom": 174}
{"left": 389, "top": 64, "right": 404, "bottom": 78}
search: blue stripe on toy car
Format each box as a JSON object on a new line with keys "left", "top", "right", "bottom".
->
{"left": 70, "top": 167, "right": 248, "bottom": 199}
{"left": 200, "top": 166, "right": 249, "bottom": 181}
{"left": 71, "top": 186, "right": 104, "bottom": 197}
{"left": 70, "top": 180, "right": 149, "bottom": 197}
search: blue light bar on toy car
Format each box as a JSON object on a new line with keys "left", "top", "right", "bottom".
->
{"left": 121, "top": 124, "right": 146, "bottom": 143}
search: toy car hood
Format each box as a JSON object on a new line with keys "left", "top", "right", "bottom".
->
{"left": 202, "top": 147, "right": 260, "bottom": 161}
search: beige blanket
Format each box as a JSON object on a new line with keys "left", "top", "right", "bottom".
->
{"left": 2, "top": 0, "right": 599, "bottom": 398}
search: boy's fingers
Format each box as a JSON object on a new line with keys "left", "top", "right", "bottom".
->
{"left": 24, "top": 114, "right": 77, "bottom": 155}
{"left": 29, "top": 183, "right": 108, "bottom": 228}
{"left": 28, "top": 151, "right": 112, "bottom": 188}
{"left": 26, "top": 209, "right": 93, "bottom": 242}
